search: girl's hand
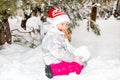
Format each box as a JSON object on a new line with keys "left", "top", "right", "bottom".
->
{"left": 74, "top": 56, "right": 87, "bottom": 66}
{"left": 74, "top": 56, "right": 83, "bottom": 64}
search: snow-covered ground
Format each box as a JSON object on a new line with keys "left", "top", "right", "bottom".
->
{"left": 0, "top": 16, "right": 120, "bottom": 80}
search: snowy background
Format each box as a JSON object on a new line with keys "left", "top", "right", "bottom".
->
{"left": 0, "top": 15, "right": 120, "bottom": 80}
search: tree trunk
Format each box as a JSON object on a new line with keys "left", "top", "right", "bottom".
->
{"left": 91, "top": 6, "right": 97, "bottom": 21}
{"left": 21, "top": 12, "right": 31, "bottom": 30}
{"left": 0, "top": 23, "right": 6, "bottom": 45}
{"left": 4, "top": 19, "right": 12, "bottom": 44}
{"left": 0, "top": 19, "right": 12, "bottom": 45}
{"left": 113, "top": 0, "right": 120, "bottom": 17}
{"left": 116, "top": 0, "right": 120, "bottom": 10}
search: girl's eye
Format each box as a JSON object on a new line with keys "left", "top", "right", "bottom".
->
{"left": 66, "top": 24, "right": 68, "bottom": 26}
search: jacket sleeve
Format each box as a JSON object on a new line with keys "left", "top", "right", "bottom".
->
{"left": 43, "top": 35, "right": 75, "bottom": 62}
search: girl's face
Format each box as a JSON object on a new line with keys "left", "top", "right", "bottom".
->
{"left": 57, "top": 21, "right": 69, "bottom": 31}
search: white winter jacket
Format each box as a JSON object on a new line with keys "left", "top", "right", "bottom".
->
{"left": 41, "top": 22, "right": 91, "bottom": 65}
{"left": 41, "top": 23, "right": 75, "bottom": 65}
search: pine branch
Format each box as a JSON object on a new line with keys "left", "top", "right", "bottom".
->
{"left": 87, "top": 19, "right": 101, "bottom": 35}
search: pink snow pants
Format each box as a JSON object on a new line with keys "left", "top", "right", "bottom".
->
{"left": 50, "top": 61, "right": 84, "bottom": 76}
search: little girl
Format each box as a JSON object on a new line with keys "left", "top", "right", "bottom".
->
{"left": 41, "top": 8, "right": 91, "bottom": 78}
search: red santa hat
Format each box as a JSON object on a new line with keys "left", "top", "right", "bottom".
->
{"left": 48, "top": 8, "right": 70, "bottom": 25}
